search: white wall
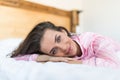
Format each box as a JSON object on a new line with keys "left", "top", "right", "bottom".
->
{"left": 28, "top": 0, "right": 82, "bottom": 10}
{"left": 28, "top": 0, "right": 120, "bottom": 41}
{"left": 82, "top": 0, "right": 120, "bottom": 41}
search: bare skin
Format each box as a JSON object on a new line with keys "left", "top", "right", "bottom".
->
{"left": 36, "top": 29, "right": 82, "bottom": 64}
{"left": 36, "top": 55, "right": 82, "bottom": 64}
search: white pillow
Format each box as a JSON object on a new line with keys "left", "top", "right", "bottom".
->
{"left": 0, "top": 38, "right": 23, "bottom": 57}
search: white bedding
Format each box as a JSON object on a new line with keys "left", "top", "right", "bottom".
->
{"left": 0, "top": 39, "right": 120, "bottom": 80}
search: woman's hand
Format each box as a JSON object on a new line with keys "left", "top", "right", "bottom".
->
{"left": 49, "top": 56, "right": 77, "bottom": 62}
{"left": 49, "top": 57, "right": 82, "bottom": 64}
{"left": 36, "top": 55, "right": 52, "bottom": 62}
{"left": 67, "top": 60, "right": 82, "bottom": 64}
{"left": 36, "top": 55, "right": 80, "bottom": 63}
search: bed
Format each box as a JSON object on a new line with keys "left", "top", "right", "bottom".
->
{"left": 0, "top": 0, "right": 80, "bottom": 40}
{"left": 0, "top": 0, "right": 120, "bottom": 80}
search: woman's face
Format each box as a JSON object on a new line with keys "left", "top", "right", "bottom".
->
{"left": 40, "top": 29, "right": 80, "bottom": 57}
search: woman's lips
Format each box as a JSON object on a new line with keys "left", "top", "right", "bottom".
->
{"left": 66, "top": 45, "right": 72, "bottom": 55}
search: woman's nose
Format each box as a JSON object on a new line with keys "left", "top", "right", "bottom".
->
{"left": 56, "top": 44, "right": 66, "bottom": 52}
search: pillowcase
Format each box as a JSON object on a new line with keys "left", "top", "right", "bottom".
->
{"left": 0, "top": 38, "right": 23, "bottom": 57}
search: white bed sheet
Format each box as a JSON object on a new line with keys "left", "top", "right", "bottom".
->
{"left": 0, "top": 39, "right": 120, "bottom": 80}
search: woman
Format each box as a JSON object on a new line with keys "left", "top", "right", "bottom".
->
{"left": 11, "top": 21, "right": 120, "bottom": 68}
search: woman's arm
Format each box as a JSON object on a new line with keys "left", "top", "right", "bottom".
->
{"left": 14, "top": 54, "right": 51, "bottom": 62}
{"left": 37, "top": 55, "right": 82, "bottom": 63}
{"left": 92, "top": 34, "right": 120, "bottom": 68}
{"left": 14, "top": 54, "right": 38, "bottom": 61}
{"left": 14, "top": 54, "right": 82, "bottom": 64}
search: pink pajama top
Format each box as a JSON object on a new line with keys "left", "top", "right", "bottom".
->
{"left": 14, "top": 32, "right": 120, "bottom": 69}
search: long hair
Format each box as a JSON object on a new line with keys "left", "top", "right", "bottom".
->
{"left": 11, "top": 21, "right": 71, "bottom": 57}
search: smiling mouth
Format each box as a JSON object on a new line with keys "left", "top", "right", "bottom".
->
{"left": 66, "top": 46, "right": 71, "bottom": 55}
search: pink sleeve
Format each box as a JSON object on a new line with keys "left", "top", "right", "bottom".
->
{"left": 93, "top": 34, "right": 120, "bottom": 68}
{"left": 14, "top": 54, "right": 39, "bottom": 61}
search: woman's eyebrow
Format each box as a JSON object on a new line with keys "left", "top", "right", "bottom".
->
{"left": 49, "top": 34, "right": 57, "bottom": 54}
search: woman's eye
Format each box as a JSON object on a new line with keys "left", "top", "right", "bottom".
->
{"left": 57, "top": 35, "right": 61, "bottom": 43}
{"left": 52, "top": 48, "right": 57, "bottom": 55}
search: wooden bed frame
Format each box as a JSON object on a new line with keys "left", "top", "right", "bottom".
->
{"left": 0, "top": 0, "right": 80, "bottom": 39}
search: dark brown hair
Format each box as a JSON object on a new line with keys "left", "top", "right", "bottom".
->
{"left": 11, "top": 21, "right": 71, "bottom": 57}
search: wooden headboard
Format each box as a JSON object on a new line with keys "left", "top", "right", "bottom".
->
{"left": 0, "top": 0, "right": 80, "bottom": 40}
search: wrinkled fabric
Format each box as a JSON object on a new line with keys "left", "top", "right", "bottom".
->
{"left": 72, "top": 32, "right": 120, "bottom": 69}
